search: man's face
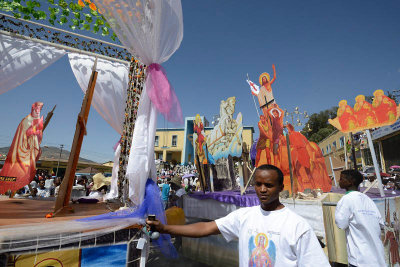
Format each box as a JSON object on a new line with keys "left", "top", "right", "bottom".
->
{"left": 39, "top": 180, "right": 45, "bottom": 189}
{"left": 272, "top": 110, "right": 279, "bottom": 117}
{"left": 255, "top": 169, "right": 283, "bottom": 207}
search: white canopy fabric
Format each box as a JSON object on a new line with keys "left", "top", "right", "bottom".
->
{"left": 95, "top": 0, "right": 184, "bottom": 205}
{"left": 68, "top": 53, "right": 129, "bottom": 135}
{"left": 0, "top": 34, "right": 66, "bottom": 95}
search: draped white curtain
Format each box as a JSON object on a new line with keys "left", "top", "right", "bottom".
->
{"left": 0, "top": 33, "right": 66, "bottom": 95}
{"left": 68, "top": 53, "right": 129, "bottom": 135}
{"left": 105, "top": 143, "right": 121, "bottom": 200}
{"left": 94, "top": 0, "right": 184, "bottom": 205}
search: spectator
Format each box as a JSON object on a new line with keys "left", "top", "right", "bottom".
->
{"left": 161, "top": 178, "right": 171, "bottom": 210}
{"left": 335, "top": 169, "right": 385, "bottom": 266}
{"left": 54, "top": 177, "right": 61, "bottom": 196}
{"left": 36, "top": 179, "right": 50, "bottom": 198}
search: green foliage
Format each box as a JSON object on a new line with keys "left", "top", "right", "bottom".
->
{"left": 0, "top": 0, "right": 116, "bottom": 41}
{"left": 302, "top": 107, "right": 337, "bottom": 143}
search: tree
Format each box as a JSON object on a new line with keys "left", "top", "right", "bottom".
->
{"left": 302, "top": 107, "right": 337, "bottom": 143}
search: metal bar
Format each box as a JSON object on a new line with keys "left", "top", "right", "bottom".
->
{"left": 322, "top": 202, "right": 337, "bottom": 206}
{"left": 329, "top": 156, "right": 338, "bottom": 186}
{"left": 365, "top": 129, "right": 385, "bottom": 197}
{"left": 0, "top": 30, "right": 129, "bottom": 65}
{"left": 0, "top": 12, "right": 126, "bottom": 49}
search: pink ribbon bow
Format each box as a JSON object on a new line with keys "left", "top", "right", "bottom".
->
{"left": 146, "top": 63, "right": 183, "bottom": 124}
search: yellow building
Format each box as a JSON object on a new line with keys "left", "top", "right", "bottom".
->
{"left": 154, "top": 117, "right": 254, "bottom": 164}
{"left": 318, "top": 130, "right": 349, "bottom": 179}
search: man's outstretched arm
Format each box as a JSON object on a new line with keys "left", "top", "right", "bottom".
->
{"left": 146, "top": 219, "right": 220, "bottom": 238}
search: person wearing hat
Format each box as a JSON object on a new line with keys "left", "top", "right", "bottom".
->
{"left": 87, "top": 173, "right": 111, "bottom": 201}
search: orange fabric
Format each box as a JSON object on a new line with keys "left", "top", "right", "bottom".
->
{"left": 0, "top": 114, "right": 43, "bottom": 193}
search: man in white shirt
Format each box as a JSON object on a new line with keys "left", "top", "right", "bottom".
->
{"left": 335, "top": 170, "right": 385, "bottom": 267}
{"left": 147, "top": 164, "right": 329, "bottom": 266}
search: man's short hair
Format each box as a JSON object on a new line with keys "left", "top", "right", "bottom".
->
{"left": 255, "top": 164, "right": 284, "bottom": 185}
{"left": 341, "top": 169, "right": 363, "bottom": 187}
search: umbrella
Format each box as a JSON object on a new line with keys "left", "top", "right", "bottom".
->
{"left": 182, "top": 174, "right": 195, "bottom": 179}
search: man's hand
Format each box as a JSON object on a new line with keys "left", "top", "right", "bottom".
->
{"left": 145, "top": 220, "right": 220, "bottom": 238}
{"left": 146, "top": 219, "right": 165, "bottom": 233}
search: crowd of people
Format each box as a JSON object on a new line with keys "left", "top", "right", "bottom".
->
{"left": 12, "top": 169, "right": 61, "bottom": 198}
{"left": 156, "top": 163, "right": 200, "bottom": 210}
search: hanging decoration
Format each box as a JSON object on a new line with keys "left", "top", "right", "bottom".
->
{"left": 0, "top": 15, "right": 130, "bottom": 60}
{"left": 0, "top": 0, "right": 117, "bottom": 40}
{"left": 329, "top": 90, "right": 400, "bottom": 133}
{"left": 117, "top": 58, "right": 146, "bottom": 205}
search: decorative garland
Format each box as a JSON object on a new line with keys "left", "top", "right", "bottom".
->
{"left": 0, "top": 15, "right": 131, "bottom": 61}
{"left": 0, "top": 0, "right": 117, "bottom": 40}
{"left": 117, "top": 58, "right": 146, "bottom": 206}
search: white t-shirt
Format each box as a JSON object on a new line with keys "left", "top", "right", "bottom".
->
{"left": 335, "top": 191, "right": 385, "bottom": 266}
{"left": 215, "top": 206, "right": 329, "bottom": 267}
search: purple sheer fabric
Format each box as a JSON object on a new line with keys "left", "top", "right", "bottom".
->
{"left": 146, "top": 63, "right": 183, "bottom": 124}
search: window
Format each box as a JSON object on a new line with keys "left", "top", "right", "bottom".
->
{"left": 332, "top": 141, "right": 337, "bottom": 149}
{"left": 326, "top": 146, "right": 329, "bottom": 153}
{"left": 339, "top": 136, "right": 345, "bottom": 148}
{"left": 167, "top": 152, "right": 172, "bottom": 161}
{"left": 322, "top": 148, "right": 325, "bottom": 155}
{"left": 172, "top": 135, "right": 177, "bottom": 147}
{"left": 154, "top": 136, "right": 159, "bottom": 147}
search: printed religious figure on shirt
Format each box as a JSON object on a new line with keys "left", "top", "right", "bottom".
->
{"left": 248, "top": 233, "right": 276, "bottom": 267}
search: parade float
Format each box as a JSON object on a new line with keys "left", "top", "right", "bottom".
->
{"left": 0, "top": 0, "right": 183, "bottom": 265}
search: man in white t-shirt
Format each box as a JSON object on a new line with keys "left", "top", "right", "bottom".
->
{"left": 335, "top": 169, "right": 385, "bottom": 267}
{"left": 147, "top": 164, "right": 329, "bottom": 266}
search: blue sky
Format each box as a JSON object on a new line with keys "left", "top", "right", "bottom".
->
{"left": 1, "top": 0, "right": 399, "bottom": 162}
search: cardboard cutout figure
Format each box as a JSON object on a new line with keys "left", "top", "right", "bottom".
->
{"left": 354, "top": 95, "right": 377, "bottom": 128}
{"left": 0, "top": 102, "right": 44, "bottom": 193}
{"left": 255, "top": 115, "right": 272, "bottom": 166}
{"left": 329, "top": 90, "right": 400, "bottom": 133}
{"left": 206, "top": 97, "right": 243, "bottom": 160}
{"left": 249, "top": 68, "right": 331, "bottom": 192}
{"left": 193, "top": 114, "right": 206, "bottom": 164}
{"left": 372, "top": 89, "right": 397, "bottom": 124}
{"left": 257, "top": 65, "right": 276, "bottom": 117}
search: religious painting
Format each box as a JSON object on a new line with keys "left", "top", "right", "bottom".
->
{"left": 0, "top": 102, "right": 44, "bottom": 194}
{"left": 193, "top": 114, "right": 207, "bottom": 164}
{"left": 206, "top": 96, "right": 243, "bottom": 161}
{"left": 329, "top": 90, "right": 400, "bottom": 133}
{"left": 248, "top": 68, "right": 331, "bottom": 193}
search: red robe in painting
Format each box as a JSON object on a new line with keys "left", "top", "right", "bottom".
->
{"left": 0, "top": 114, "right": 43, "bottom": 193}
{"left": 338, "top": 106, "right": 357, "bottom": 132}
{"left": 373, "top": 95, "right": 397, "bottom": 124}
{"left": 354, "top": 101, "right": 377, "bottom": 128}
{"left": 309, "top": 142, "right": 332, "bottom": 192}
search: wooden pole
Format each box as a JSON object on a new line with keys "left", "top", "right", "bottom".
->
{"left": 54, "top": 58, "right": 98, "bottom": 213}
